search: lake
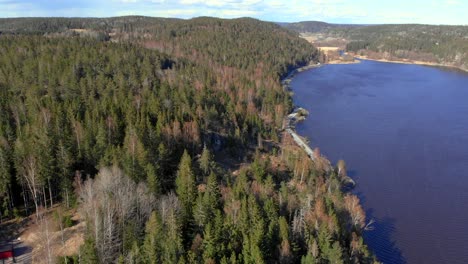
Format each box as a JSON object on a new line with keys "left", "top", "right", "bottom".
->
{"left": 290, "top": 60, "right": 468, "bottom": 264}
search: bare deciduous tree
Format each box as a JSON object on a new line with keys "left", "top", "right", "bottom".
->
{"left": 37, "top": 208, "right": 55, "bottom": 264}
{"left": 337, "top": 159, "right": 347, "bottom": 178}
{"left": 22, "top": 154, "right": 42, "bottom": 219}
{"left": 79, "top": 166, "right": 156, "bottom": 263}
{"left": 344, "top": 194, "right": 366, "bottom": 230}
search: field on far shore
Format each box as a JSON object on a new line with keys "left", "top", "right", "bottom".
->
{"left": 317, "top": 46, "right": 339, "bottom": 52}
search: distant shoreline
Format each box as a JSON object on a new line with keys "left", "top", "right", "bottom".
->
{"left": 281, "top": 62, "right": 322, "bottom": 90}
{"left": 354, "top": 55, "right": 468, "bottom": 73}
{"left": 327, "top": 59, "right": 360, "bottom": 65}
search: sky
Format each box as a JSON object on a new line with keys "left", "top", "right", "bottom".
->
{"left": 0, "top": 0, "right": 467, "bottom": 25}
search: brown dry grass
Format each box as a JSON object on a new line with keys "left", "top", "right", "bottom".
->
{"left": 70, "top": 29, "right": 89, "bottom": 33}
{"left": 20, "top": 207, "right": 85, "bottom": 263}
{"left": 317, "top": 46, "right": 340, "bottom": 52}
{"left": 300, "top": 35, "right": 317, "bottom": 43}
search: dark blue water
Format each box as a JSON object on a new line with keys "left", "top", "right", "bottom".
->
{"left": 291, "top": 60, "right": 468, "bottom": 264}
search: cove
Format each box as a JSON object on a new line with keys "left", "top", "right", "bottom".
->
{"left": 290, "top": 59, "right": 468, "bottom": 264}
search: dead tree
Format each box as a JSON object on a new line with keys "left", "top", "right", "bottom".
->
{"left": 23, "top": 155, "right": 42, "bottom": 219}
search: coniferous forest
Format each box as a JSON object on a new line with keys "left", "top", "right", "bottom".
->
{"left": 281, "top": 21, "right": 468, "bottom": 71}
{"left": 0, "top": 17, "right": 375, "bottom": 263}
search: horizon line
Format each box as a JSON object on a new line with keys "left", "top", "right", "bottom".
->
{"left": 0, "top": 15, "right": 467, "bottom": 27}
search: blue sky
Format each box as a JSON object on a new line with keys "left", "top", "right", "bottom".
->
{"left": 0, "top": 0, "right": 467, "bottom": 25}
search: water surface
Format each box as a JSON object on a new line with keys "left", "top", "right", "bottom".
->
{"left": 291, "top": 60, "right": 468, "bottom": 264}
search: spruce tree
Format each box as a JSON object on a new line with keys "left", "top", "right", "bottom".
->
{"left": 142, "top": 212, "right": 162, "bottom": 264}
{"left": 199, "top": 145, "right": 212, "bottom": 176}
{"left": 176, "top": 150, "right": 197, "bottom": 226}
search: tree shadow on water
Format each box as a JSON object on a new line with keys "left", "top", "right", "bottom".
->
{"left": 346, "top": 169, "right": 406, "bottom": 264}
{"left": 364, "top": 208, "right": 406, "bottom": 264}
{"left": 346, "top": 169, "right": 358, "bottom": 179}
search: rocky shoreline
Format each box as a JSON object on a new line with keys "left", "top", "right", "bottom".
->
{"left": 281, "top": 62, "right": 356, "bottom": 188}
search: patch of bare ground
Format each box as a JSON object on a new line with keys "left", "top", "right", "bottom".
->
{"left": 327, "top": 59, "right": 361, "bottom": 64}
{"left": 13, "top": 206, "right": 85, "bottom": 263}
{"left": 317, "top": 46, "right": 340, "bottom": 52}
{"left": 299, "top": 33, "right": 349, "bottom": 49}
{"left": 69, "top": 29, "right": 89, "bottom": 33}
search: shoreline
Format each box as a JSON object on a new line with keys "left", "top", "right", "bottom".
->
{"left": 327, "top": 59, "right": 361, "bottom": 65}
{"left": 280, "top": 61, "right": 320, "bottom": 153}
{"left": 281, "top": 62, "right": 356, "bottom": 187}
{"left": 281, "top": 62, "right": 322, "bottom": 90}
{"left": 354, "top": 55, "right": 468, "bottom": 73}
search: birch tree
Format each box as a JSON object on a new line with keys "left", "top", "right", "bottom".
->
{"left": 79, "top": 166, "right": 156, "bottom": 263}
{"left": 23, "top": 154, "right": 42, "bottom": 219}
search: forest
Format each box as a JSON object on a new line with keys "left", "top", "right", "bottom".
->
{"left": 279, "top": 21, "right": 362, "bottom": 34}
{"left": 282, "top": 21, "right": 468, "bottom": 70}
{"left": 0, "top": 17, "right": 375, "bottom": 263}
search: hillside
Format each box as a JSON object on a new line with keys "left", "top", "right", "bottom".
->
{"left": 279, "top": 21, "right": 363, "bottom": 34}
{"left": 343, "top": 24, "right": 468, "bottom": 70}
{"left": 0, "top": 17, "right": 375, "bottom": 263}
{"left": 0, "top": 16, "right": 179, "bottom": 34}
{"left": 281, "top": 21, "right": 468, "bottom": 70}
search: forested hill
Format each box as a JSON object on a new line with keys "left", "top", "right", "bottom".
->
{"left": 0, "top": 17, "right": 375, "bottom": 263}
{"left": 0, "top": 16, "right": 179, "bottom": 34}
{"left": 0, "top": 16, "right": 317, "bottom": 75}
{"left": 343, "top": 24, "right": 468, "bottom": 69}
{"left": 281, "top": 21, "right": 468, "bottom": 70}
{"left": 279, "top": 21, "right": 364, "bottom": 34}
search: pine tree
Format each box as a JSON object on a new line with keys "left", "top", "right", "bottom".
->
{"left": 278, "top": 216, "right": 291, "bottom": 262}
{"left": 36, "top": 127, "right": 56, "bottom": 208}
{"left": 146, "top": 164, "right": 160, "bottom": 195}
{"left": 204, "top": 171, "right": 221, "bottom": 215}
{"left": 161, "top": 203, "right": 184, "bottom": 264}
{"left": 318, "top": 224, "right": 332, "bottom": 261}
{"left": 327, "top": 241, "right": 344, "bottom": 264}
{"left": 202, "top": 223, "right": 217, "bottom": 263}
{"left": 56, "top": 139, "right": 73, "bottom": 208}
{"left": 176, "top": 150, "right": 196, "bottom": 207}
{"left": 123, "top": 127, "right": 148, "bottom": 182}
{"left": 142, "top": 212, "right": 162, "bottom": 264}
{"left": 199, "top": 145, "right": 212, "bottom": 176}
{"left": 301, "top": 253, "right": 317, "bottom": 264}
{"left": 175, "top": 150, "right": 197, "bottom": 228}
{"left": 0, "top": 138, "right": 11, "bottom": 213}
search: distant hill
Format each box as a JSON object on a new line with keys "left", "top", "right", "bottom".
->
{"left": 280, "top": 21, "right": 468, "bottom": 71}
{"left": 0, "top": 16, "right": 180, "bottom": 34}
{"left": 343, "top": 24, "right": 468, "bottom": 70}
{"left": 279, "top": 21, "right": 364, "bottom": 33}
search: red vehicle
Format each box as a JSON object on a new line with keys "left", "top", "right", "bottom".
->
{"left": 0, "top": 243, "right": 14, "bottom": 263}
